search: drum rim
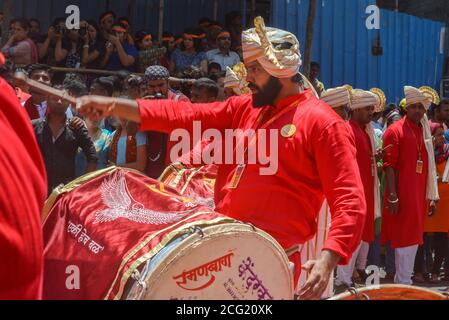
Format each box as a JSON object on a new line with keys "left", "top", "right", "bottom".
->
{"left": 126, "top": 222, "right": 295, "bottom": 300}
{"left": 328, "top": 284, "right": 449, "bottom": 301}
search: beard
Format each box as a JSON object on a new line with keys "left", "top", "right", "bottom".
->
{"left": 249, "top": 76, "right": 283, "bottom": 108}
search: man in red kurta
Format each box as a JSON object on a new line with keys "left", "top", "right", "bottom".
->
{"left": 381, "top": 86, "right": 436, "bottom": 285}
{"left": 336, "top": 89, "right": 380, "bottom": 288}
{"left": 78, "top": 17, "right": 366, "bottom": 300}
{"left": 0, "top": 64, "right": 47, "bottom": 299}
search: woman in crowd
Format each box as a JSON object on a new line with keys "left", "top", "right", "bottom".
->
{"left": 81, "top": 20, "right": 105, "bottom": 70}
{"left": 135, "top": 30, "right": 166, "bottom": 73}
{"left": 75, "top": 117, "right": 113, "bottom": 178}
{"left": 108, "top": 116, "right": 148, "bottom": 173}
{"left": 169, "top": 29, "right": 208, "bottom": 76}
{"left": 1, "top": 19, "right": 38, "bottom": 67}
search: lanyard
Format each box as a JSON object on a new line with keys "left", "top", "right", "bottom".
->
{"left": 228, "top": 99, "right": 301, "bottom": 190}
{"left": 236, "top": 99, "right": 302, "bottom": 161}
{"left": 405, "top": 119, "right": 423, "bottom": 160}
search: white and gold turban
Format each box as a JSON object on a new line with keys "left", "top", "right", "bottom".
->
{"left": 224, "top": 63, "right": 251, "bottom": 95}
{"left": 404, "top": 86, "right": 432, "bottom": 110}
{"left": 350, "top": 89, "right": 381, "bottom": 110}
{"left": 242, "top": 17, "right": 301, "bottom": 79}
{"left": 321, "top": 86, "right": 351, "bottom": 109}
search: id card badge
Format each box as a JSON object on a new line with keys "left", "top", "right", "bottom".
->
{"left": 229, "top": 164, "right": 246, "bottom": 189}
{"left": 416, "top": 160, "right": 424, "bottom": 174}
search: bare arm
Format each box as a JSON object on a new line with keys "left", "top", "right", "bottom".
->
{"left": 54, "top": 38, "right": 68, "bottom": 62}
{"left": 119, "top": 145, "right": 148, "bottom": 173}
{"left": 77, "top": 96, "right": 142, "bottom": 123}
{"left": 112, "top": 39, "right": 135, "bottom": 67}
{"left": 299, "top": 250, "right": 340, "bottom": 300}
{"left": 39, "top": 36, "right": 51, "bottom": 60}
{"left": 385, "top": 167, "right": 399, "bottom": 214}
{"left": 82, "top": 47, "right": 100, "bottom": 65}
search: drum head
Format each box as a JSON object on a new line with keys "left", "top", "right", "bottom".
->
{"left": 126, "top": 223, "right": 294, "bottom": 300}
{"left": 329, "top": 285, "right": 449, "bottom": 300}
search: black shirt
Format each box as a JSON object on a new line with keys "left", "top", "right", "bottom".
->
{"left": 32, "top": 117, "right": 98, "bottom": 195}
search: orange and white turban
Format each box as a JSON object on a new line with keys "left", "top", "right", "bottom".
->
{"left": 242, "top": 17, "right": 301, "bottom": 79}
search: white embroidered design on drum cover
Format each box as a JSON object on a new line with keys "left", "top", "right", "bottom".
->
{"left": 94, "top": 171, "right": 192, "bottom": 225}
{"left": 183, "top": 190, "right": 216, "bottom": 210}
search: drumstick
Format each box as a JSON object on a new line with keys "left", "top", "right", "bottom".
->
{"left": 12, "top": 71, "right": 78, "bottom": 105}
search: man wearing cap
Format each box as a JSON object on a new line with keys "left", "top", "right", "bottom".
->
{"left": 381, "top": 86, "right": 439, "bottom": 285}
{"left": 142, "top": 65, "right": 190, "bottom": 178}
{"left": 77, "top": 17, "right": 366, "bottom": 300}
{"left": 320, "top": 86, "right": 352, "bottom": 121}
{"left": 206, "top": 30, "right": 241, "bottom": 71}
{"left": 335, "top": 90, "right": 382, "bottom": 289}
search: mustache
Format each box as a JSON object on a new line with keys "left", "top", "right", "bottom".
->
{"left": 248, "top": 82, "right": 261, "bottom": 91}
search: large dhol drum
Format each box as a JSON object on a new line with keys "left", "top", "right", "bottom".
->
{"left": 42, "top": 167, "right": 294, "bottom": 300}
{"left": 329, "top": 285, "right": 449, "bottom": 300}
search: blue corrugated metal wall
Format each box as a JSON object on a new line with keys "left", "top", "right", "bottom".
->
{"left": 0, "top": 0, "right": 244, "bottom": 35}
{"left": 271, "top": 0, "right": 445, "bottom": 103}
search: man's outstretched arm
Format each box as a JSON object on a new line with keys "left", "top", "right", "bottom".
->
{"left": 77, "top": 96, "right": 142, "bottom": 124}
{"left": 77, "top": 95, "right": 239, "bottom": 134}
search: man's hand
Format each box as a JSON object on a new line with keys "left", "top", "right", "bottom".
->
{"left": 387, "top": 193, "right": 399, "bottom": 215}
{"left": 77, "top": 96, "right": 116, "bottom": 121}
{"left": 77, "top": 96, "right": 141, "bottom": 124}
{"left": 428, "top": 201, "right": 438, "bottom": 217}
{"left": 105, "top": 41, "right": 114, "bottom": 55}
{"left": 375, "top": 149, "right": 384, "bottom": 163}
{"left": 69, "top": 117, "right": 86, "bottom": 130}
{"left": 108, "top": 35, "right": 120, "bottom": 45}
{"left": 298, "top": 250, "right": 340, "bottom": 300}
{"left": 47, "top": 27, "right": 56, "bottom": 39}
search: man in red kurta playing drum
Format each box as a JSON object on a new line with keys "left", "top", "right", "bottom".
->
{"left": 77, "top": 17, "right": 366, "bottom": 300}
{"left": 381, "top": 86, "right": 439, "bottom": 285}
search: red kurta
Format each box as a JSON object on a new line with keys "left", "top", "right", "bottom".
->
{"left": 0, "top": 77, "right": 47, "bottom": 299}
{"left": 138, "top": 90, "right": 366, "bottom": 269}
{"left": 381, "top": 117, "right": 428, "bottom": 249}
{"left": 347, "top": 120, "right": 374, "bottom": 244}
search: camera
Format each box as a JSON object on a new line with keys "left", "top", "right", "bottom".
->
{"left": 142, "top": 93, "right": 166, "bottom": 100}
{"left": 55, "top": 25, "right": 66, "bottom": 34}
{"left": 79, "top": 26, "right": 88, "bottom": 37}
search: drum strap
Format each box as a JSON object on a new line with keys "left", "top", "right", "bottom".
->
{"left": 285, "top": 244, "right": 303, "bottom": 257}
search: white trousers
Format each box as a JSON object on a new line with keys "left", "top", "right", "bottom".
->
{"left": 394, "top": 245, "right": 419, "bottom": 285}
{"left": 355, "top": 241, "right": 370, "bottom": 270}
{"left": 335, "top": 241, "right": 369, "bottom": 286}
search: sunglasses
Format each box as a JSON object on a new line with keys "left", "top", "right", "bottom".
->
{"left": 218, "top": 37, "right": 231, "bottom": 41}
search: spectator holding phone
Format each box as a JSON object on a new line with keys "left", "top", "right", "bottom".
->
{"left": 38, "top": 17, "right": 71, "bottom": 85}
{"left": 81, "top": 20, "right": 105, "bottom": 69}
{"left": 100, "top": 22, "right": 138, "bottom": 72}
